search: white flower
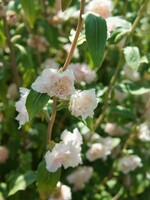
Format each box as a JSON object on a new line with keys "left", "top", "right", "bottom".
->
{"left": 45, "top": 129, "right": 83, "bottom": 172}
{"left": 69, "top": 89, "right": 98, "bottom": 119}
{"left": 124, "top": 65, "right": 140, "bottom": 81}
{"left": 138, "top": 122, "right": 150, "bottom": 142}
{"left": 49, "top": 182, "right": 72, "bottom": 200}
{"left": 45, "top": 142, "right": 82, "bottom": 172}
{"left": 86, "top": 0, "right": 113, "bottom": 18}
{"left": 42, "top": 58, "right": 59, "bottom": 70}
{"left": 86, "top": 136, "right": 114, "bottom": 161}
{"left": 118, "top": 155, "right": 142, "bottom": 174}
{"left": 15, "top": 88, "right": 30, "bottom": 129}
{"left": 69, "top": 63, "right": 96, "bottom": 84}
{"left": 67, "top": 166, "right": 93, "bottom": 190}
{"left": 105, "top": 123, "right": 126, "bottom": 136}
{"left": 61, "top": 128, "right": 83, "bottom": 148}
{"left": 32, "top": 68, "right": 75, "bottom": 99}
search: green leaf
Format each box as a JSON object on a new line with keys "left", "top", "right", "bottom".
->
{"left": 26, "top": 89, "right": 50, "bottom": 120}
{"left": 20, "top": 0, "right": 36, "bottom": 28}
{"left": 85, "top": 13, "right": 107, "bottom": 68}
{"left": 61, "top": 0, "right": 72, "bottom": 11}
{"left": 123, "top": 46, "right": 141, "bottom": 71}
{"left": 8, "top": 171, "right": 37, "bottom": 196}
{"left": 37, "top": 160, "right": 61, "bottom": 199}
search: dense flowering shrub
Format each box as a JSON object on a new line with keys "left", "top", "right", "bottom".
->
{"left": 0, "top": 0, "right": 149, "bottom": 200}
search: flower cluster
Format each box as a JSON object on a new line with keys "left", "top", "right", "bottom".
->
{"left": 15, "top": 88, "right": 30, "bottom": 129}
{"left": 86, "top": 134, "right": 114, "bottom": 161}
{"left": 67, "top": 166, "right": 93, "bottom": 191}
{"left": 118, "top": 155, "right": 142, "bottom": 174}
{"left": 45, "top": 129, "right": 83, "bottom": 172}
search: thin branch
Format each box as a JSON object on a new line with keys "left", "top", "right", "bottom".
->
{"left": 62, "top": 0, "right": 85, "bottom": 71}
{"left": 94, "top": 0, "right": 148, "bottom": 131}
{"left": 46, "top": 97, "right": 57, "bottom": 145}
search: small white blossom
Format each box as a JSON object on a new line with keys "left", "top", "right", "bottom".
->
{"left": 15, "top": 88, "right": 30, "bottom": 129}
{"left": 69, "top": 63, "right": 96, "bottom": 84}
{"left": 138, "top": 122, "right": 150, "bottom": 142}
{"left": 105, "top": 122, "right": 126, "bottom": 136}
{"left": 124, "top": 65, "right": 140, "bottom": 81}
{"left": 61, "top": 128, "right": 83, "bottom": 148}
{"left": 86, "top": 136, "right": 114, "bottom": 161}
{"left": 69, "top": 89, "right": 98, "bottom": 119}
{"left": 67, "top": 166, "right": 93, "bottom": 190}
{"left": 45, "top": 129, "right": 83, "bottom": 173}
{"left": 86, "top": 0, "right": 113, "bottom": 18}
{"left": 49, "top": 182, "right": 72, "bottom": 200}
{"left": 118, "top": 155, "right": 142, "bottom": 174}
{"left": 32, "top": 68, "right": 75, "bottom": 99}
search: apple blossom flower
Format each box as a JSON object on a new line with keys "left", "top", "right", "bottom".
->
{"left": 45, "top": 129, "right": 82, "bottom": 172}
{"left": 138, "top": 122, "right": 150, "bottom": 142}
{"left": 118, "top": 155, "right": 142, "bottom": 174}
{"left": 86, "top": 0, "right": 113, "bottom": 19}
{"left": 15, "top": 88, "right": 30, "bottom": 129}
{"left": 67, "top": 166, "right": 93, "bottom": 190}
{"left": 42, "top": 58, "right": 59, "bottom": 70}
{"left": 86, "top": 136, "right": 114, "bottom": 161}
{"left": 105, "top": 122, "right": 126, "bottom": 136}
{"left": 69, "top": 63, "right": 96, "bottom": 84}
{"left": 0, "top": 146, "right": 9, "bottom": 164}
{"left": 69, "top": 89, "right": 98, "bottom": 119}
{"left": 61, "top": 128, "right": 83, "bottom": 149}
{"left": 27, "top": 35, "right": 49, "bottom": 52}
{"left": 6, "top": 10, "right": 18, "bottom": 25}
{"left": 124, "top": 65, "right": 140, "bottom": 81}
{"left": 32, "top": 68, "right": 75, "bottom": 99}
{"left": 49, "top": 182, "right": 72, "bottom": 200}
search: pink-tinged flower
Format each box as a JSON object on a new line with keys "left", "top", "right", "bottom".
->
{"left": 27, "top": 35, "right": 49, "bottom": 52}
{"left": 15, "top": 88, "right": 30, "bottom": 129}
{"left": 0, "top": 146, "right": 9, "bottom": 164}
{"left": 69, "top": 89, "right": 98, "bottom": 119}
{"left": 86, "top": 0, "right": 113, "bottom": 18}
{"left": 61, "top": 128, "right": 83, "bottom": 149}
{"left": 45, "top": 129, "right": 83, "bottom": 172}
{"left": 118, "top": 155, "right": 142, "bottom": 174}
{"left": 69, "top": 63, "right": 96, "bottom": 84}
{"left": 42, "top": 58, "right": 59, "bottom": 70}
{"left": 86, "top": 136, "right": 114, "bottom": 161}
{"left": 45, "top": 142, "right": 82, "bottom": 172}
{"left": 67, "top": 166, "right": 93, "bottom": 191}
{"left": 6, "top": 10, "right": 18, "bottom": 25}
{"left": 49, "top": 182, "right": 72, "bottom": 200}
{"left": 63, "top": 44, "right": 79, "bottom": 58}
{"left": 32, "top": 69, "right": 75, "bottom": 99}
{"left": 138, "top": 122, "right": 150, "bottom": 142}
{"left": 105, "top": 122, "right": 126, "bottom": 136}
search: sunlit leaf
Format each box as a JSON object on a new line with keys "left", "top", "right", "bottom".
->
{"left": 26, "top": 89, "right": 50, "bottom": 120}
{"left": 85, "top": 13, "right": 107, "bottom": 68}
{"left": 123, "top": 46, "right": 141, "bottom": 71}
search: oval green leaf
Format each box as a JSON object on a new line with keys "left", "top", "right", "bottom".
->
{"left": 37, "top": 160, "right": 61, "bottom": 199}
{"left": 26, "top": 89, "right": 50, "bottom": 120}
{"left": 85, "top": 13, "right": 107, "bottom": 68}
{"left": 61, "top": 0, "right": 72, "bottom": 11}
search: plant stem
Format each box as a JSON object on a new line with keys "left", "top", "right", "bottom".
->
{"left": 46, "top": 0, "right": 86, "bottom": 147}
{"left": 94, "top": 0, "right": 148, "bottom": 131}
{"left": 3, "top": 17, "right": 20, "bottom": 88}
{"left": 46, "top": 97, "right": 57, "bottom": 145}
{"left": 62, "top": 0, "right": 85, "bottom": 71}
